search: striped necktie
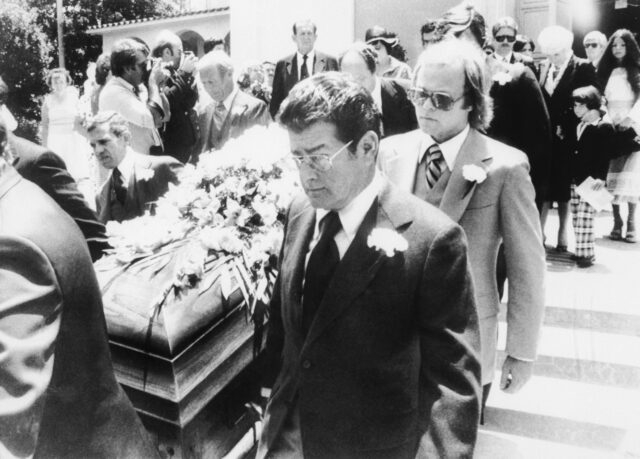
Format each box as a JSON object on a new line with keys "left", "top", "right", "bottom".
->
{"left": 214, "top": 101, "right": 227, "bottom": 130}
{"left": 425, "top": 143, "right": 445, "bottom": 189}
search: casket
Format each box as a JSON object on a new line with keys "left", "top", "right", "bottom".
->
{"left": 96, "top": 240, "right": 266, "bottom": 458}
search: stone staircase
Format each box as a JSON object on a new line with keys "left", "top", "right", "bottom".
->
{"left": 476, "top": 210, "right": 640, "bottom": 458}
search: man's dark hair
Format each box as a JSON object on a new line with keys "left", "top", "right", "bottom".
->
{"left": 95, "top": 53, "right": 111, "bottom": 86}
{"left": 110, "top": 38, "right": 148, "bottom": 77}
{"left": 204, "top": 37, "right": 225, "bottom": 54}
{"left": 278, "top": 72, "right": 381, "bottom": 148}
{"left": 491, "top": 17, "right": 518, "bottom": 38}
{"left": 338, "top": 42, "right": 378, "bottom": 75}
{"left": 572, "top": 85, "right": 603, "bottom": 111}
{"left": 292, "top": 20, "right": 317, "bottom": 35}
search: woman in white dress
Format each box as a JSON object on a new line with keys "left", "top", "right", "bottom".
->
{"left": 40, "top": 68, "right": 94, "bottom": 204}
{"left": 597, "top": 29, "right": 640, "bottom": 243}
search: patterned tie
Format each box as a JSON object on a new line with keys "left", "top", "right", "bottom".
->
{"left": 213, "top": 100, "right": 227, "bottom": 130}
{"left": 425, "top": 143, "right": 445, "bottom": 189}
{"left": 302, "top": 211, "right": 341, "bottom": 336}
{"left": 299, "top": 54, "right": 309, "bottom": 81}
{"left": 545, "top": 65, "right": 558, "bottom": 95}
{"left": 112, "top": 167, "right": 126, "bottom": 205}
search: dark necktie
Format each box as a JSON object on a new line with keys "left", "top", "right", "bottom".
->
{"left": 302, "top": 211, "right": 341, "bottom": 335}
{"left": 425, "top": 143, "right": 445, "bottom": 189}
{"left": 112, "top": 167, "right": 127, "bottom": 205}
{"left": 299, "top": 54, "right": 309, "bottom": 81}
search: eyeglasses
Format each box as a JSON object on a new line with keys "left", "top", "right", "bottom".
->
{"left": 290, "top": 140, "right": 353, "bottom": 171}
{"left": 494, "top": 35, "right": 516, "bottom": 43}
{"left": 408, "top": 88, "right": 465, "bottom": 111}
{"left": 584, "top": 43, "right": 600, "bottom": 49}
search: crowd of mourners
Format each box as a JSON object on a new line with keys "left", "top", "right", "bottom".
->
{"left": 1, "top": 0, "right": 639, "bottom": 457}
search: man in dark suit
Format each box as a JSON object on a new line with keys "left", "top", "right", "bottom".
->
{"left": 490, "top": 17, "right": 538, "bottom": 76}
{"left": 269, "top": 20, "right": 338, "bottom": 119}
{"left": 6, "top": 132, "right": 110, "bottom": 261}
{"left": 379, "top": 39, "right": 545, "bottom": 419}
{"left": 537, "top": 25, "right": 599, "bottom": 250}
{"left": 87, "top": 111, "right": 183, "bottom": 223}
{"left": 257, "top": 73, "right": 481, "bottom": 458}
{"left": 195, "top": 51, "right": 270, "bottom": 159}
{"left": 339, "top": 42, "right": 417, "bottom": 138}
{"left": 0, "top": 123, "right": 158, "bottom": 458}
{"left": 152, "top": 30, "right": 199, "bottom": 163}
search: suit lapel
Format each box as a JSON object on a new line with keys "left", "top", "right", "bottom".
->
{"left": 439, "top": 129, "right": 492, "bottom": 223}
{"left": 313, "top": 53, "right": 325, "bottom": 74}
{"left": 539, "top": 61, "right": 550, "bottom": 87}
{"left": 286, "top": 55, "right": 297, "bottom": 87}
{"left": 302, "top": 182, "right": 413, "bottom": 351}
{"left": 201, "top": 103, "right": 215, "bottom": 151}
{"left": 129, "top": 154, "right": 151, "bottom": 216}
{"left": 223, "top": 92, "right": 249, "bottom": 140}
{"left": 380, "top": 130, "right": 422, "bottom": 193}
{"left": 282, "top": 202, "right": 315, "bottom": 347}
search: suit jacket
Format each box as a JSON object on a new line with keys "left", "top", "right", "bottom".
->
{"left": 508, "top": 51, "right": 538, "bottom": 78}
{"left": 269, "top": 51, "right": 339, "bottom": 119}
{"left": 539, "top": 55, "right": 599, "bottom": 139}
{"left": 96, "top": 150, "right": 183, "bottom": 223}
{"left": 9, "top": 134, "right": 110, "bottom": 261}
{"left": 380, "top": 78, "right": 418, "bottom": 138}
{"left": 486, "top": 62, "right": 552, "bottom": 203}
{"left": 379, "top": 129, "right": 546, "bottom": 384}
{"left": 568, "top": 118, "right": 615, "bottom": 183}
{"left": 0, "top": 161, "right": 158, "bottom": 458}
{"left": 161, "top": 67, "right": 199, "bottom": 163}
{"left": 195, "top": 89, "right": 269, "bottom": 157}
{"left": 258, "top": 181, "right": 481, "bottom": 459}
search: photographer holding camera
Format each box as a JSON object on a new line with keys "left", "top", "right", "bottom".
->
{"left": 152, "top": 30, "right": 200, "bottom": 163}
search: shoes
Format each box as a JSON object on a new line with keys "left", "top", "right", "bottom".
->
{"left": 625, "top": 230, "right": 637, "bottom": 243}
{"left": 575, "top": 255, "right": 595, "bottom": 268}
{"left": 609, "top": 228, "right": 623, "bottom": 241}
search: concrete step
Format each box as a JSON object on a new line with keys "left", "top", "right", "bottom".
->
{"left": 484, "top": 374, "right": 640, "bottom": 452}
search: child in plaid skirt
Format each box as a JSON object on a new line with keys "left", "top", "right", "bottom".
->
{"left": 569, "top": 86, "right": 615, "bottom": 267}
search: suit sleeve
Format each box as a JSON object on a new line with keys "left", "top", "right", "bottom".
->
{"left": 516, "top": 67, "right": 552, "bottom": 202}
{"left": 418, "top": 224, "right": 481, "bottom": 458}
{"left": 163, "top": 70, "right": 198, "bottom": 111}
{"left": 0, "top": 236, "right": 62, "bottom": 458}
{"left": 269, "top": 60, "right": 287, "bottom": 120}
{"left": 31, "top": 152, "right": 110, "bottom": 262}
{"left": 499, "top": 160, "right": 546, "bottom": 360}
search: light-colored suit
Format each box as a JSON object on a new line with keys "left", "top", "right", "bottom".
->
{"left": 195, "top": 89, "right": 269, "bottom": 157}
{"left": 258, "top": 181, "right": 481, "bottom": 458}
{"left": 96, "top": 150, "right": 183, "bottom": 223}
{"left": 379, "top": 128, "right": 545, "bottom": 384}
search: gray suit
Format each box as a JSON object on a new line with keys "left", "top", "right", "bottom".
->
{"left": 379, "top": 128, "right": 546, "bottom": 384}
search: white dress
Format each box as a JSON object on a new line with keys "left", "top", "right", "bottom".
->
{"left": 42, "top": 86, "right": 95, "bottom": 205}
{"left": 605, "top": 67, "right": 640, "bottom": 202}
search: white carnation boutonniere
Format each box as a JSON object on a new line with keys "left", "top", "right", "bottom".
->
{"left": 138, "top": 168, "right": 155, "bottom": 181}
{"left": 462, "top": 164, "right": 487, "bottom": 198}
{"left": 492, "top": 71, "right": 512, "bottom": 86}
{"left": 367, "top": 228, "right": 408, "bottom": 257}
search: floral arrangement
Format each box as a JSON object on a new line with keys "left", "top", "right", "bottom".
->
{"left": 102, "top": 124, "right": 299, "bottom": 318}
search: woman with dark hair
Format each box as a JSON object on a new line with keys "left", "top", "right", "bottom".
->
{"left": 514, "top": 34, "right": 535, "bottom": 58}
{"left": 568, "top": 86, "right": 615, "bottom": 266}
{"left": 364, "top": 26, "right": 412, "bottom": 80}
{"left": 597, "top": 29, "right": 640, "bottom": 242}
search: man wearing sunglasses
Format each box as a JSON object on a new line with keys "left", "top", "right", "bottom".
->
{"left": 491, "top": 17, "right": 538, "bottom": 76}
{"left": 583, "top": 30, "right": 607, "bottom": 68}
{"left": 379, "top": 39, "right": 545, "bottom": 420}
{"left": 257, "top": 72, "right": 481, "bottom": 458}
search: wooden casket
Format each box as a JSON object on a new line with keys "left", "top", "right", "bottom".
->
{"left": 95, "top": 242, "right": 267, "bottom": 458}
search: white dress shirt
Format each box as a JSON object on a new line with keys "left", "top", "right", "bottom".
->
{"left": 296, "top": 50, "right": 315, "bottom": 80}
{"left": 417, "top": 124, "right": 470, "bottom": 170}
{"left": 113, "top": 147, "right": 136, "bottom": 189}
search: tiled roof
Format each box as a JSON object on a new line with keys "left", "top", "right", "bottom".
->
{"left": 87, "top": 7, "right": 229, "bottom": 31}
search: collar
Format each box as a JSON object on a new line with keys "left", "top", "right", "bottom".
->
{"left": 371, "top": 77, "right": 383, "bottom": 113}
{"left": 114, "top": 147, "right": 136, "bottom": 186}
{"left": 315, "top": 169, "right": 383, "bottom": 243}
{"left": 297, "top": 50, "right": 315, "bottom": 65}
{"left": 418, "top": 124, "right": 470, "bottom": 170}
{"left": 220, "top": 85, "right": 238, "bottom": 111}
{"left": 494, "top": 52, "right": 513, "bottom": 63}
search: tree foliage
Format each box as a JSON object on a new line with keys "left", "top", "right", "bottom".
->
{"left": 0, "top": 0, "right": 52, "bottom": 140}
